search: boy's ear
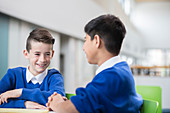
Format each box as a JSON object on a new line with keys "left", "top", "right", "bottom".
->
{"left": 23, "top": 50, "right": 29, "bottom": 59}
{"left": 51, "top": 50, "right": 54, "bottom": 58}
{"left": 94, "top": 34, "right": 101, "bottom": 48}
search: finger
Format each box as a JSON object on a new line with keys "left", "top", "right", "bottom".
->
{"left": 5, "top": 98, "right": 8, "bottom": 103}
{"left": 63, "top": 96, "right": 68, "bottom": 101}
{"left": 1, "top": 98, "right": 5, "bottom": 103}
{"left": 47, "top": 107, "right": 52, "bottom": 111}
{"left": 36, "top": 104, "right": 47, "bottom": 109}
{"left": 51, "top": 92, "right": 57, "bottom": 97}
{"left": 46, "top": 102, "right": 49, "bottom": 107}
{"left": 48, "top": 97, "right": 53, "bottom": 102}
{"left": 53, "top": 92, "right": 57, "bottom": 95}
{"left": 48, "top": 96, "right": 50, "bottom": 99}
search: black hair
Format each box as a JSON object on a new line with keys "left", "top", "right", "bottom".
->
{"left": 84, "top": 14, "right": 126, "bottom": 55}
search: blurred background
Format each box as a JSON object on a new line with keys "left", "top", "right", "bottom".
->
{"left": 0, "top": 0, "right": 170, "bottom": 112}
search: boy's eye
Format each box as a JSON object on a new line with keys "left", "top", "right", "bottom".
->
{"left": 35, "top": 53, "right": 40, "bottom": 56}
{"left": 46, "top": 53, "right": 50, "bottom": 56}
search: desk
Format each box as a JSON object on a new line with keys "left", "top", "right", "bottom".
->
{"left": 0, "top": 108, "right": 56, "bottom": 113}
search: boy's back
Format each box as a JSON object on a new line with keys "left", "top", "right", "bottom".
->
{"left": 71, "top": 60, "right": 142, "bottom": 113}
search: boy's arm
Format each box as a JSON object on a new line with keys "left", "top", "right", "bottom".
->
{"left": 0, "top": 98, "right": 26, "bottom": 108}
{"left": 49, "top": 100, "right": 78, "bottom": 113}
{"left": 0, "top": 69, "right": 22, "bottom": 106}
{"left": 19, "top": 74, "right": 65, "bottom": 106}
{"left": 0, "top": 69, "right": 16, "bottom": 94}
{"left": 0, "top": 89, "right": 22, "bottom": 104}
{"left": 0, "top": 97, "right": 46, "bottom": 109}
{"left": 24, "top": 101, "right": 46, "bottom": 109}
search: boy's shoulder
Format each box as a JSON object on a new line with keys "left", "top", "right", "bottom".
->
{"left": 46, "top": 68, "right": 63, "bottom": 80}
{"left": 4, "top": 67, "right": 26, "bottom": 78}
{"left": 102, "top": 61, "right": 128, "bottom": 72}
{"left": 95, "top": 61, "right": 130, "bottom": 78}
{"left": 8, "top": 67, "right": 26, "bottom": 72}
{"left": 8, "top": 66, "right": 26, "bottom": 72}
{"left": 47, "top": 68, "right": 61, "bottom": 75}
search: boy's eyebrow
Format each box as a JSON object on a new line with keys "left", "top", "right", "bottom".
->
{"left": 33, "top": 51, "right": 52, "bottom": 53}
{"left": 34, "top": 51, "right": 40, "bottom": 53}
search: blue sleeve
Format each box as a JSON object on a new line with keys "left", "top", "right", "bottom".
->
{"left": 0, "top": 69, "right": 26, "bottom": 108}
{"left": 71, "top": 78, "right": 107, "bottom": 113}
{"left": 0, "top": 69, "right": 15, "bottom": 94}
{"left": 0, "top": 99, "right": 26, "bottom": 108}
{"left": 19, "top": 73, "right": 65, "bottom": 106}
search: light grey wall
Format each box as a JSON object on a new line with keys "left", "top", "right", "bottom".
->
{"left": 132, "top": 1, "right": 170, "bottom": 49}
{"left": 8, "top": 18, "right": 32, "bottom": 68}
{"left": 60, "top": 35, "right": 96, "bottom": 93}
{"left": 0, "top": 13, "right": 9, "bottom": 79}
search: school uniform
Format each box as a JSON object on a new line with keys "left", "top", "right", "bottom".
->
{"left": 71, "top": 56, "right": 143, "bottom": 113}
{"left": 0, "top": 67, "right": 65, "bottom": 108}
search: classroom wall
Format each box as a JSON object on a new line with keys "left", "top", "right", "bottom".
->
{"left": 0, "top": 13, "right": 9, "bottom": 79}
{"left": 132, "top": 1, "right": 170, "bottom": 49}
{"left": 60, "top": 35, "right": 96, "bottom": 93}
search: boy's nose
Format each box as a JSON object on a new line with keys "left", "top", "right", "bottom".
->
{"left": 39, "top": 55, "right": 46, "bottom": 62}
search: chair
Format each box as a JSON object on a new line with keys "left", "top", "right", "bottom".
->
{"left": 140, "top": 99, "right": 159, "bottom": 113}
{"left": 136, "top": 85, "right": 162, "bottom": 113}
{"left": 66, "top": 93, "right": 76, "bottom": 100}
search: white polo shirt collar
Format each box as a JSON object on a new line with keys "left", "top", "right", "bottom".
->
{"left": 26, "top": 67, "right": 47, "bottom": 84}
{"left": 96, "top": 56, "right": 123, "bottom": 75}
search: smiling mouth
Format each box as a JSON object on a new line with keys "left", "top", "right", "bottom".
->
{"left": 37, "top": 63, "right": 47, "bottom": 68}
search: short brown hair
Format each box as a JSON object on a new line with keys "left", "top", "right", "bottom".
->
{"left": 26, "top": 28, "right": 55, "bottom": 52}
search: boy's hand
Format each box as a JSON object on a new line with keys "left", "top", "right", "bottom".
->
{"left": 25, "top": 101, "right": 47, "bottom": 109}
{"left": 0, "top": 89, "right": 22, "bottom": 104}
{"left": 46, "top": 92, "right": 65, "bottom": 111}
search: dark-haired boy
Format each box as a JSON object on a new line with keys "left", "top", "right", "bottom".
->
{"left": 0, "top": 28, "right": 65, "bottom": 109}
{"left": 47, "top": 14, "right": 143, "bottom": 113}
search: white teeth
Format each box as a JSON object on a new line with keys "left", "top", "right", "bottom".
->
{"left": 37, "top": 64, "right": 46, "bottom": 67}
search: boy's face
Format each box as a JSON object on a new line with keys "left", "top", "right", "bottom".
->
{"left": 23, "top": 41, "right": 54, "bottom": 76}
{"left": 83, "top": 34, "right": 98, "bottom": 64}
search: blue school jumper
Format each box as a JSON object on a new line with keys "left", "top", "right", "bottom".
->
{"left": 0, "top": 67, "right": 65, "bottom": 108}
{"left": 71, "top": 61, "right": 143, "bottom": 113}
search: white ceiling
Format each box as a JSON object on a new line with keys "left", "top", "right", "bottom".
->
{"left": 131, "top": 1, "right": 170, "bottom": 49}
{"left": 0, "top": 0, "right": 105, "bottom": 39}
{"left": 135, "top": 0, "right": 170, "bottom": 2}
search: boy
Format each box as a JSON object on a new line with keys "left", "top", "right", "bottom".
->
{"left": 46, "top": 14, "right": 143, "bottom": 113}
{"left": 0, "top": 28, "right": 65, "bottom": 109}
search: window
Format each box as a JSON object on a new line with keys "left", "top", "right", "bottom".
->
{"left": 131, "top": 49, "right": 170, "bottom": 77}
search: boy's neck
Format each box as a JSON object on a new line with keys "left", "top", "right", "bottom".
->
{"left": 97, "top": 52, "right": 115, "bottom": 66}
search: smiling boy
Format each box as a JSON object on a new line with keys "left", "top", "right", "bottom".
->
{"left": 0, "top": 28, "right": 65, "bottom": 109}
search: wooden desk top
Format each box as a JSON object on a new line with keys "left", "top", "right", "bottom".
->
{"left": 0, "top": 108, "right": 49, "bottom": 113}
